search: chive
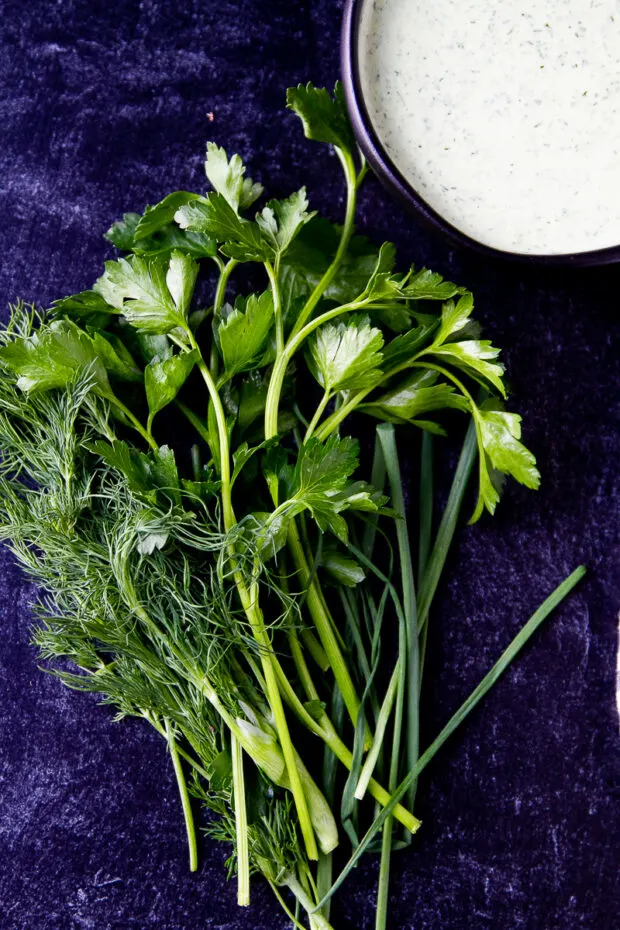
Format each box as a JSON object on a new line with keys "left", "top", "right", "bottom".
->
{"left": 418, "top": 419, "right": 477, "bottom": 677}
{"left": 315, "top": 566, "right": 586, "bottom": 910}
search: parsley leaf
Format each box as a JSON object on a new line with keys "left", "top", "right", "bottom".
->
{"left": 204, "top": 142, "right": 263, "bottom": 213}
{"left": 94, "top": 252, "right": 195, "bottom": 335}
{"left": 145, "top": 349, "right": 199, "bottom": 425}
{"left": 90, "top": 331, "right": 142, "bottom": 383}
{"left": 471, "top": 401, "right": 541, "bottom": 521}
{"left": 217, "top": 291, "right": 274, "bottom": 378}
{"left": 104, "top": 213, "right": 141, "bottom": 250}
{"left": 88, "top": 439, "right": 181, "bottom": 508}
{"left": 270, "top": 436, "right": 385, "bottom": 541}
{"left": 165, "top": 250, "right": 198, "bottom": 318}
{"left": 431, "top": 340, "right": 506, "bottom": 397}
{"left": 306, "top": 317, "right": 384, "bottom": 393}
{"left": 255, "top": 189, "right": 316, "bottom": 259}
{"left": 175, "top": 193, "right": 269, "bottom": 263}
{"left": 51, "top": 290, "right": 117, "bottom": 327}
{"left": 361, "top": 369, "right": 468, "bottom": 424}
{"left": 402, "top": 268, "right": 465, "bottom": 302}
{"left": 0, "top": 320, "right": 112, "bottom": 397}
{"left": 135, "top": 192, "right": 208, "bottom": 239}
{"left": 287, "top": 81, "right": 355, "bottom": 157}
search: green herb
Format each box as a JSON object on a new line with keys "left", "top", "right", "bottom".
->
{"left": 0, "top": 84, "right": 584, "bottom": 930}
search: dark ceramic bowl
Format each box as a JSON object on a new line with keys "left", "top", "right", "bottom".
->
{"left": 341, "top": 0, "right": 620, "bottom": 267}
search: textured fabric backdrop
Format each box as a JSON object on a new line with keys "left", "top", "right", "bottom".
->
{"left": 1, "top": 2, "right": 619, "bottom": 928}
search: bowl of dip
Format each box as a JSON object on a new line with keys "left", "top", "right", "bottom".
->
{"left": 342, "top": 0, "right": 620, "bottom": 265}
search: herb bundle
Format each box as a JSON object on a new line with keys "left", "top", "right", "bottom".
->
{"left": 0, "top": 84, "right": 584, "bottom": 930}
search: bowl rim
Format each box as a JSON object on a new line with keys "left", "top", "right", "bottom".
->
{"left": 340, "top": 0, "right": 620, "bottom": 268}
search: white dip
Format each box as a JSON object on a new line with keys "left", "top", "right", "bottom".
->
{"left": 358, "top": 0, "right": 620, "bottom": 255}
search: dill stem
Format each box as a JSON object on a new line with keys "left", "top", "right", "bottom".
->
{"left": 145, "top": 714, "right": 211, "bottom": 781}
{"left": 164, "top": 719, "right": 198, "bottom": 873}
{"left": 231, "top": 733, "right": 250, "bottom": 906}
{"left": 285, "top": 875, "right": 336, "bottom": 930}
{"left": 268, "top": 883, "right": 310, "bottom": 930}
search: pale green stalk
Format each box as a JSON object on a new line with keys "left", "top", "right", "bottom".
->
{"left": 185, "top": 326, "right": 320, "bottom": 862}
{"left": 231, "top": 734, "right": 250, "bottom": 906}
{"left": 354, "top": 660, "right": 400, "bottom": 801}
{"left": 164, "top": 719, "right": 198, "bottom": 873}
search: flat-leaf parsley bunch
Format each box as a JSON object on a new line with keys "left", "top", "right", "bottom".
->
{"left": 0, "top": 84, "right": 584, "bottom": 930}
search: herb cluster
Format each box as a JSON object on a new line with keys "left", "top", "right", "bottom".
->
{"left": 0, "top": 84, "right": 583, "bottom": 930}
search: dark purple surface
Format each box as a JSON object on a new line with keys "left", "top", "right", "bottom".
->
{"left": 0, "top": 2, "right": 619, "bottom": 929}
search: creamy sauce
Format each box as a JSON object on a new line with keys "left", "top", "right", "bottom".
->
{"left": 358, "top": 0, "right": 620, "bottom": 255}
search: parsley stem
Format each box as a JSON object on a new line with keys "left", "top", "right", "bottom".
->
{"left": 164, "top": 719, "right": 198, "bottom": 872}
{"left": 304, "top": 389, "right": 331, "bottom": 442}
{"left": 274, "top": 638, "right": 420, "bottom": 834}
{"left": 210, "top": 258, "right": 237, "bottom": 376}
{"left": 265, "top": 297, "right": 367, "bottom": 440}
{"left": 286, "top": 520, "right": 363, "bottom": 734}
{"left": 231, "top": 733, "right": 250, "bottom": 906}
{"left": 110, "top": 397, "right": 158, "bottom": 451}
{"left": 187, "top": 327, "right": 320, "bottom": 862}
{"left": 289, "top": 148, "right": 359, "bottom": 341}
{"left": 265, "top": 260, "right": 284, "bottom": 356}
{"left": 314, "top": 387, "right": 369, "bottom": 441}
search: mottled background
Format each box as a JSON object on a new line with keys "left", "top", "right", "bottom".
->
{"left": 0, "top": 2, "right": 619, "bottom": 928}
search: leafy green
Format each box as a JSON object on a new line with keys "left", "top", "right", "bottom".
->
{"left": 280, "top": 219, "right": 384, "bottom": 307}
{"left": 322, "top": 550, "right": 366, "bottom": 587}
{"left": 136, "top": 192, "right": 208, "bottom": 239}
{"left": 0, "top": 82, "right": 574, "bottom": 930}
{"left": 0, "top": 320, "right": 112, "bottom": 397}
{"left": 274, "top": 436, "right": 385, "bottom": 541}
{"left": 175, "top": 193, "right": 269, "bottom": 263}
{"left": 217, "top": 291, "right": 274, "bottom": 378}
{"left": 256, "top": 188, "right": 315, "bottom": 260}
{"left": 431, "top": 340, "right": 506, "bottom": 397}
{"left": 307, "top": 317, "right": 384, "bottom": 393}
{"left": 204, "top": 143, "right": 263, "bottom": 213}
{"left": 145, "top": 350, "right": 198, "bottom": 424}
{"left": 88, "top": 439, "right": 181, "bottom": 505}
{"left": 471, "top": 401, "right": 541, "bottom": 521}
{"left": 52, "top": 290, "right": 117, "bottom": 326}
{"left": 94, "top": 252, "right": 194, "bottom": 334}
{"left": 91, "top": 331, "right": 142, "bottom": 383}
{"left": 361, "top": 370, "right": 469, "bottom": 424}
{"left": 105, "top": 213, "right": 141, "bottom": 250}
{"left": 287, "top": 81, "right": 355, "bottom": 156}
